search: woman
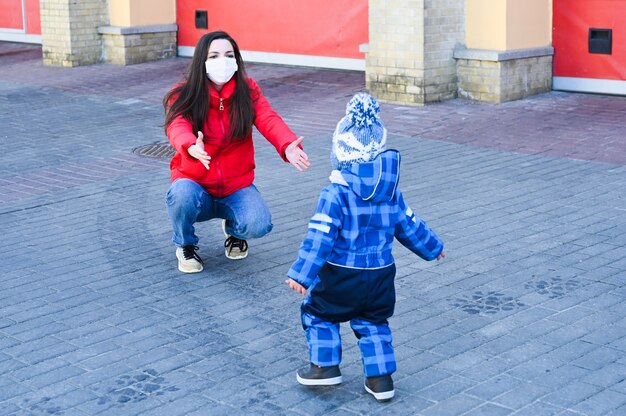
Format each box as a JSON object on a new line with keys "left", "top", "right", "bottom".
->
{"left": 164, "top": 31, "right": 310, "bottom": 273}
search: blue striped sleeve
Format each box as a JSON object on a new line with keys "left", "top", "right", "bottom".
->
{"left": 394, "top": 190, "right": 444, "bottom": 261}
{"left": 287, "top": 187, "right": 343, "bottom": 288}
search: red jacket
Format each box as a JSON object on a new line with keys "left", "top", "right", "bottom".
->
{"left": 166, "top": 77, "right": 297, "bottom": 197}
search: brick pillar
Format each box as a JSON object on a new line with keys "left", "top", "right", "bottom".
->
{"left": 40, "top": 0, "right": 108, "bottom": 67}
{"left": 99, "top": 25, "right": 177, "bottom": 65}
{"left": 366, "top": 0, "right": 464, "bottom": 105}
{"left": 454, "top": 48, "right": 553, "bottom": 103}
{"left": 423, "top": 0, "right": 465, "bottom": 102}
{"left": 99, "top": 0, "right": 177, "bottom": 65}
{"left": 454, "top": 0, "right": 553, "bottom": 103}
{"left": 367, "top": 0, "right": 425, "bottom": 105}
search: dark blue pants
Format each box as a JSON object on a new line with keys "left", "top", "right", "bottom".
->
{"left": 301, "top": 263, "right": 397, "bottom": 377}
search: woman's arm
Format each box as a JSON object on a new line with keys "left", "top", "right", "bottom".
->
{"left": 248, "top": 78, "right": 310, "bottom": 170}
{"left": 166, "top": 115, "right": 210, "bottom": 169}
{"left": 166, "top": 114, "right": 197, "bottom": 153}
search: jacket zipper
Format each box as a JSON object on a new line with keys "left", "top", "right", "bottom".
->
{"left": 216, "top": 97, "right": 225, "bottom": 196}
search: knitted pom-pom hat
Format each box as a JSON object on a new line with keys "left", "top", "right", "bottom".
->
{"left": 330, "top": 93, "right": 387, "bottom": 170}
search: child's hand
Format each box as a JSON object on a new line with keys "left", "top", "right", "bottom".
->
{"left": 437, "top": 251, "right": 446, "bottom": 261}
{"left": 285, "top": 278, "right": 307, "bottom": 295}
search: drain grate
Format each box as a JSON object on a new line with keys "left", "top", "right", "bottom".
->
{"left": 133, "top": 143, "right": 175, "bottom": 159}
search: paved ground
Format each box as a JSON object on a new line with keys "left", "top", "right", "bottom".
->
{"left": 1, "top": 42, "right": 625, "bottom": 416}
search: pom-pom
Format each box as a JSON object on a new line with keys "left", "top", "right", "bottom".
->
{"left": 345, "top": 93, "right": 381, "bottom": 128}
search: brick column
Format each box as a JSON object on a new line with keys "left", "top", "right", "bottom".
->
{"left": 454, "top": 0, "right": 553, "bottom": 103}
{"left": 366, "top": 0, "right": 464, "bottom": 105}
{"left": 99, "top": 0, "right": 177, "bottom": 65}
{"left": 99, "top": 25, "right": 177, "bottom": 65}
{"left": 423, "top": 0, "right": 465, "bottom": 103}
{"left": 40, "top": 0, "right": 108, "bottom": 67}
{"left": 367, "top": 0, "right": 424, "bottom": 105}
{"left": 454, "top": 47, "right": 553, "bottom": 103}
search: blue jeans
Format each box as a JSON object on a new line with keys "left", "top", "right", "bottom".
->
{"left": 166, "top": 179, "right": 273, "bottom": 247}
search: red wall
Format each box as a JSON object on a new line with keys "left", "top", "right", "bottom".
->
{"left": 176, "top": 0, "right": 367, "bottom": 59}
{"left": 553, "top": 0, "right": 626, "bottom": 80}
{"left": 0, "top": 0, "right": 24, "bottom": 29}
{"left": 0, "top": 0, "right": 40, "bottom": 34}
{"left": 26, "top": 0, "right": 41, "bottom": 34}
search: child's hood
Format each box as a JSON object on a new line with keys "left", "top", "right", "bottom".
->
{"left": 331, "top": 149, "right": 400, "bottom": 202}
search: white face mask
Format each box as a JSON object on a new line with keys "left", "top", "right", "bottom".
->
{"left": 205, "top": 57, "right": 238, "bottom": 85}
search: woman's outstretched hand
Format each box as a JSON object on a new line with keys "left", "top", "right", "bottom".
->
{"left": 285, "top": 278, "right": 307, "bottom": 295}
{"left": 187, "top": 131, "right": 211, "bottom": 170}
{"left": 285, "top": 137, "right": 310, "bottom": 172}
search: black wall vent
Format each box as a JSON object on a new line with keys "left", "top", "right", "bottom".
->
{"left": 195, "top": 10, "right": 208, "bottom": 29}
{"left": 589, "top": 28, "right": 612, "bottom": 54}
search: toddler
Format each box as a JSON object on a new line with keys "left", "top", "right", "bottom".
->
{"left": 286, "top": 93, "right": 445, "bottom": 401}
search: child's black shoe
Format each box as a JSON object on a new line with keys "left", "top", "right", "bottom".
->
{"left": 296, "top": 363, "right": 342, "bottom": 386}
{"left": 365, "top": 374, "right": 395, "bottom": 402}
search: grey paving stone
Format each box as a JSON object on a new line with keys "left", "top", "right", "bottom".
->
{"left": 20, "top": 363, "right": 86, "bottom": 390}
{"left": 493, "top": 381, "right": 552, "bottom": 410}
{"left": 465, "top": 374, "right": 525, "bottom": 401}
{"left": 0, "top": 381, "right": 31, "bottom": 401}
{"left": 0, "top": 403, "right": 21, "bottom": 415}
{"left": 417, "top": 376, "right": 475, "bottom": 402}
{"left": 2, "top": 43, "right": 626, "bottom": 415}
{"left": 182, "top": 400, "right": 246, "bottom": 416}
{"left": 570, "top": 389, "right": 626, "bottom": 416}
{"left": 138, "top": 394, "right": 211, "bottom": 416}
{"left": 530, "top": 364, "right": 592, "bottom": 389}
{"left": 464, "top": 403, "right": 513, "bottom": 416}
{"left": 419, "top": 394, "right": 483, "bottom": 415}
{"left": 571, "top": 346, "right": 623, "bottom": 371}
{"left": 510, "top": 401, "right": 565, "bottom": 416}
{"left": 541, "top": 382, "right": 604, "bottom": 408}
{"left": 609, "top": 378, "right": 626, "bottom": 395}
{"left": 539, "top": 339, "right": 599, "bottom": 364}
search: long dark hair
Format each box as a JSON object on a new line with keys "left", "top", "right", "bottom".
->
{"left": 163, "top": 31, "right": 254, "bottom": 139}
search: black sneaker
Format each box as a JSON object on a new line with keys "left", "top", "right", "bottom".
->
{"left": 296, "top": 364, "right": 342, "bottom": 386}
{"left": 222, "top": 220, "right": 248, "bottom": 260}
{"left": 365, "top": 374, "right": 394, "bottom": 402}
{"left": 224, "top": 236, "right": 248, "bottom": 259}
{"left": 176, "top": 245, "right": 203, "bottom": 273}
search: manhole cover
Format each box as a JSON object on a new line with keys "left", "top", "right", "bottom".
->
{"left": 133, "top": 143, "right": 175, "bottom": 158}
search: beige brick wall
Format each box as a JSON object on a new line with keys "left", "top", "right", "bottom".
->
{"left": 367, "top": 0, "right": 426, "bottom": 105}
{"left": 101, "top": 30, "right": 177, "bottom": 65}
{"left": 500, "top": 56, "right": 552, "bottom": 102}
{"left": 456, "top": 59, "right": 501, "bottom": 102}
{"left": 40, "top": 0, "right": 108, "bottom": 67}
{"left": 367, "top": 0, "right": 464, "bottom": 105}
{"left": 457, "top": 55, "right": 552, "bottom": 103}
{"left": 423, "top": 0, "right": 465, "bottom": 102}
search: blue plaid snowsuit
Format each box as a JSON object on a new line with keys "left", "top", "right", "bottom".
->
{"left": 287, "top": 150, "right": 444, "bottom": 377}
